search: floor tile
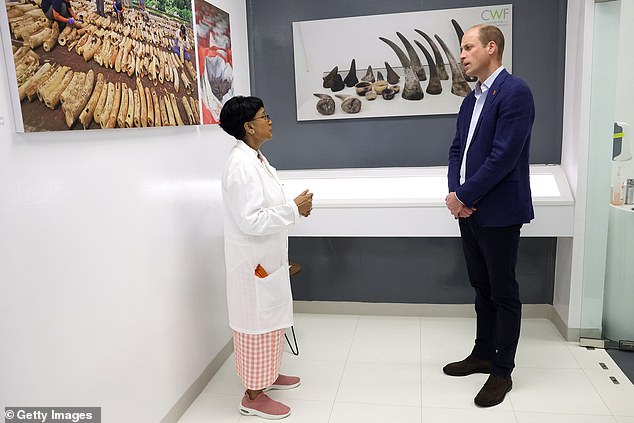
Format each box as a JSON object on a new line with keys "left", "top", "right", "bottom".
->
{"left": 421, "top": 366, "right": 512, "bottom": 411}
{"left": 179, "top": 314, "right": 634, "bottom": 422}
{"left": 515, "top": 412, "right": 617, "bottom": 423}
{"left": 330, "top": 402, "right": 421, "bottom": 423}
{"left": 513, "top": 320, "right": 578, "bottom": 368}
{"left": 420, "top": 317, "right": 477, "bottom": 366}
{"left": 237, "top": 398, "right": 332, "bottom": 423}
{"left": 567, "top": 342, "right": 620, "bottom": 370}
{"left": 519, "top": 319, "right": 564, "bottom": 342}
{"left": 336, "top": 362, "right": 421, "bottom": 406}
{"left": 422, "top": 407, "right": 516, "bottom": 423}
{"left": 585, "top": 368, "right": 634, "bottom": 416}
{"left": 202, "top": 353, "right": 244, "bottom": 396}
{"left": 347, "top": 316, "right": 420, "bottom": 364}
{"left": 285, "top": 314, "right": 357, "bottom": 362}
{"left": 509, "top": 367, "right": 611, "bottom": 415}
{"left": 178, "top": 392, "right": 241, "bottom": 423}
{"left": 270, "top": 359, "right": 346, "bottom": 402}
{"left": 516, "top": 337, "right": 579, "bottom": 369}
{"left": 606, "top": 350, "right": 634, "bottom": 386}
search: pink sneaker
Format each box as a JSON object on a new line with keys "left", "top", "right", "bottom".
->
{"left": 239, "top": 391, "right": 291, "bottom": 420}
{"left": 266, "top": 374, "right": 301, "bottom": 390}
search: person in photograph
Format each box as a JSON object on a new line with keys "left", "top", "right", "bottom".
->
{"left": 137, "top": 0, "right": 150, "bottom": 21}
{"left": 41, "top": 0, "right": 80, "bottom": 29}
{"left": 95, "top": 0, "right": 105, "bottom": 17}
{"left": 219, "top": 96, "right": 313, "bottom": 420}
{"left": 113, "top": 0, "right": 124, "bottom": 24}
{"left": 173, "top": 24, "right": 191, "bottom": 61}
{"left": 444, "top": 24, "right": 535, "bottom": 407}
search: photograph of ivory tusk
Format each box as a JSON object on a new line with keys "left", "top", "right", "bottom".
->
{"left": 1, "top": 0, "right": 216, "bottom": 132}
{"left": 292, "top": 4, "right": 513, "bottom": 121}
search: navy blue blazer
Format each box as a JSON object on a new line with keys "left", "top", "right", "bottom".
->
{"left": 448, "top": 69, "right": 535, "bottom": 227}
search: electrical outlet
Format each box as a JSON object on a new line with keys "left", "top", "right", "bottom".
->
{"left": 619, "top": 340, "right": 634, "bottom": 351}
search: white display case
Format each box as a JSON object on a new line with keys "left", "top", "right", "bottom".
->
{"left": 279, "top": 165, "right": 574, "bottom": 237}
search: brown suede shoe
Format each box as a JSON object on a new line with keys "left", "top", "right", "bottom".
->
{"left": 443, "top": 354, "right": 492, "bottom": 376}
{"left": 474, "top": 374, "right": 512, "bottom": 407}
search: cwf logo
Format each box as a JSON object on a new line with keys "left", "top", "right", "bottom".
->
{"left": 481, "top": 7, "right": 510, "bottom": 21}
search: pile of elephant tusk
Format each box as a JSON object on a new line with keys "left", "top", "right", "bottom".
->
{"left": 7, "top": 0, "right": 200, "bottom": 129}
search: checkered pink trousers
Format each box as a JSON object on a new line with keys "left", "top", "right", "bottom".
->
{"left": 233, "top": 329, "right": 285, "bottom": 390}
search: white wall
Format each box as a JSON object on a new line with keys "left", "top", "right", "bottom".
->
{"left": 556, "top": 0, "right": 634, "bottom": 334}
{"left": 554, "top": 0, "right": 595, "bottom": 331}
{"left": 0, "top": 1, "right": 248, "bottom": 421}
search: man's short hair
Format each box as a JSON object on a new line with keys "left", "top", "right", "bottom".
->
{"left": 473, "top": 24, "right": 505, "bottom": 60}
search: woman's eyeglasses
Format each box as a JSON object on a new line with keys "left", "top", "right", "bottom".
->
{"left": 250, "top": 114, "right": 271, "bottom": 122}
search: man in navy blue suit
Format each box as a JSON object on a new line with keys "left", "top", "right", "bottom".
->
{"left": 444, "top": 24, "right": 535, "bottom": 407}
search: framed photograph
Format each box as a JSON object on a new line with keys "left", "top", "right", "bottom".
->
{"left": 292, "top": 4, "right": 512, "bottom": 121}
{"left": 194, "top": 0, "right": 232, "bottom": 124}
{"left": 1, "top": 0, "right": 201, "bottom": 132}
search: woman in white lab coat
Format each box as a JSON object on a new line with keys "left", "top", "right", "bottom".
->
{"left": 219, "top": 96, "right": 313, "bottom": 420}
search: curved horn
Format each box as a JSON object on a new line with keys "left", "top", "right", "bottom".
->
{"left": 335, "top": 94, "right": 361, "bottom": 114}
{"left": 451, "top": 19, "right": 477, "bottom": 82}
{"left": 384, "top": 61, "right": 400, "bottom": 84}
{"left": 343, "top": 59, "right": 358, "bottom": 87}
{"left": 379, "top": 36, "right": 423, "bottom": 100}
{"left": 396, "top": 31, "right": 426, "bottom": 81}
{"left": 322, "top": 66, "right": 338, "bottom": 88}
{"left": 313, "top": 93, "right": 335, "bottom": 115}
{"left": 414, "top": 29, "right": 448, "bottom": 80}
{"left": 434, "top": 34, "right": 471, "bottom": 97}
{"left": 361, "top": 65, "right": 375, "bottom": 83}
{"left": 414, "top": 40, "right": 442, "bottom": 95}
{"left": 330, "top": 73, "right": 344, "bottom": 92}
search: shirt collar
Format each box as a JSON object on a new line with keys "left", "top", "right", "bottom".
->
{"left": 475, "top": 66, "right": 505, "bottom": 96}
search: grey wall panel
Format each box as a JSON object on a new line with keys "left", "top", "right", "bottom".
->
{"left": 289, "top": 237, "right": 556, "bottom": 304}
{"left": 246, "top": 0, "right": 566, "bottom": 169}
{"left": 248, "top": 1, "right": 563, "bottom": 306}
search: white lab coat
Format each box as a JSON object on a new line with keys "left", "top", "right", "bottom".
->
{"left": 222, "top": 140, "right": 300, "bottom": 334}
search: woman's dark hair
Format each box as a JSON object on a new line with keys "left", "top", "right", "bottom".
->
{"left": 180, "top": 24, "right": 186, "bottom": 39}
{"left": 219, "top": 96, "right": 264, "bottom": 140}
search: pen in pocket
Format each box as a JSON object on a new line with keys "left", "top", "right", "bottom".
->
{"left": 254, "top": 264, "right": 268, "bottom": 278}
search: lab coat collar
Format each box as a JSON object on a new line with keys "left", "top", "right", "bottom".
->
{"left": 236, "top": 140, "right": 260, "bottom": 158}
{"left": 235, "top": 140, "right": 277, "bottom": 179}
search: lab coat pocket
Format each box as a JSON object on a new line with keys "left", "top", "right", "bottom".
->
{"left": 255, "top": 264, "right": 292, "bottom": 311}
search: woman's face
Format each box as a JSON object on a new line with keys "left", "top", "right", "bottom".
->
{"left": 249, "top": 107, "right": 273, "bottom": 143}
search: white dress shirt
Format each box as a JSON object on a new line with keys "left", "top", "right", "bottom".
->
{"left": 459, "top": 66, "right": 505, "bottom": 185}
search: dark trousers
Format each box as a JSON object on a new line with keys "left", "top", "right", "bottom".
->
{"left": 96, "top": 0, "right": 105, "bottom": 16}
{"left": 459, "top": 218, "right": 522, "bottom": 377}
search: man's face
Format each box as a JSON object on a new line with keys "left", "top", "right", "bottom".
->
{"left": 460, "top": 28, "right": 494, "bottom": 81}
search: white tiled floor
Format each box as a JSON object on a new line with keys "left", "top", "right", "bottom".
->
{"left": 178, "top": 314, "right": 634, "bottom": 423}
